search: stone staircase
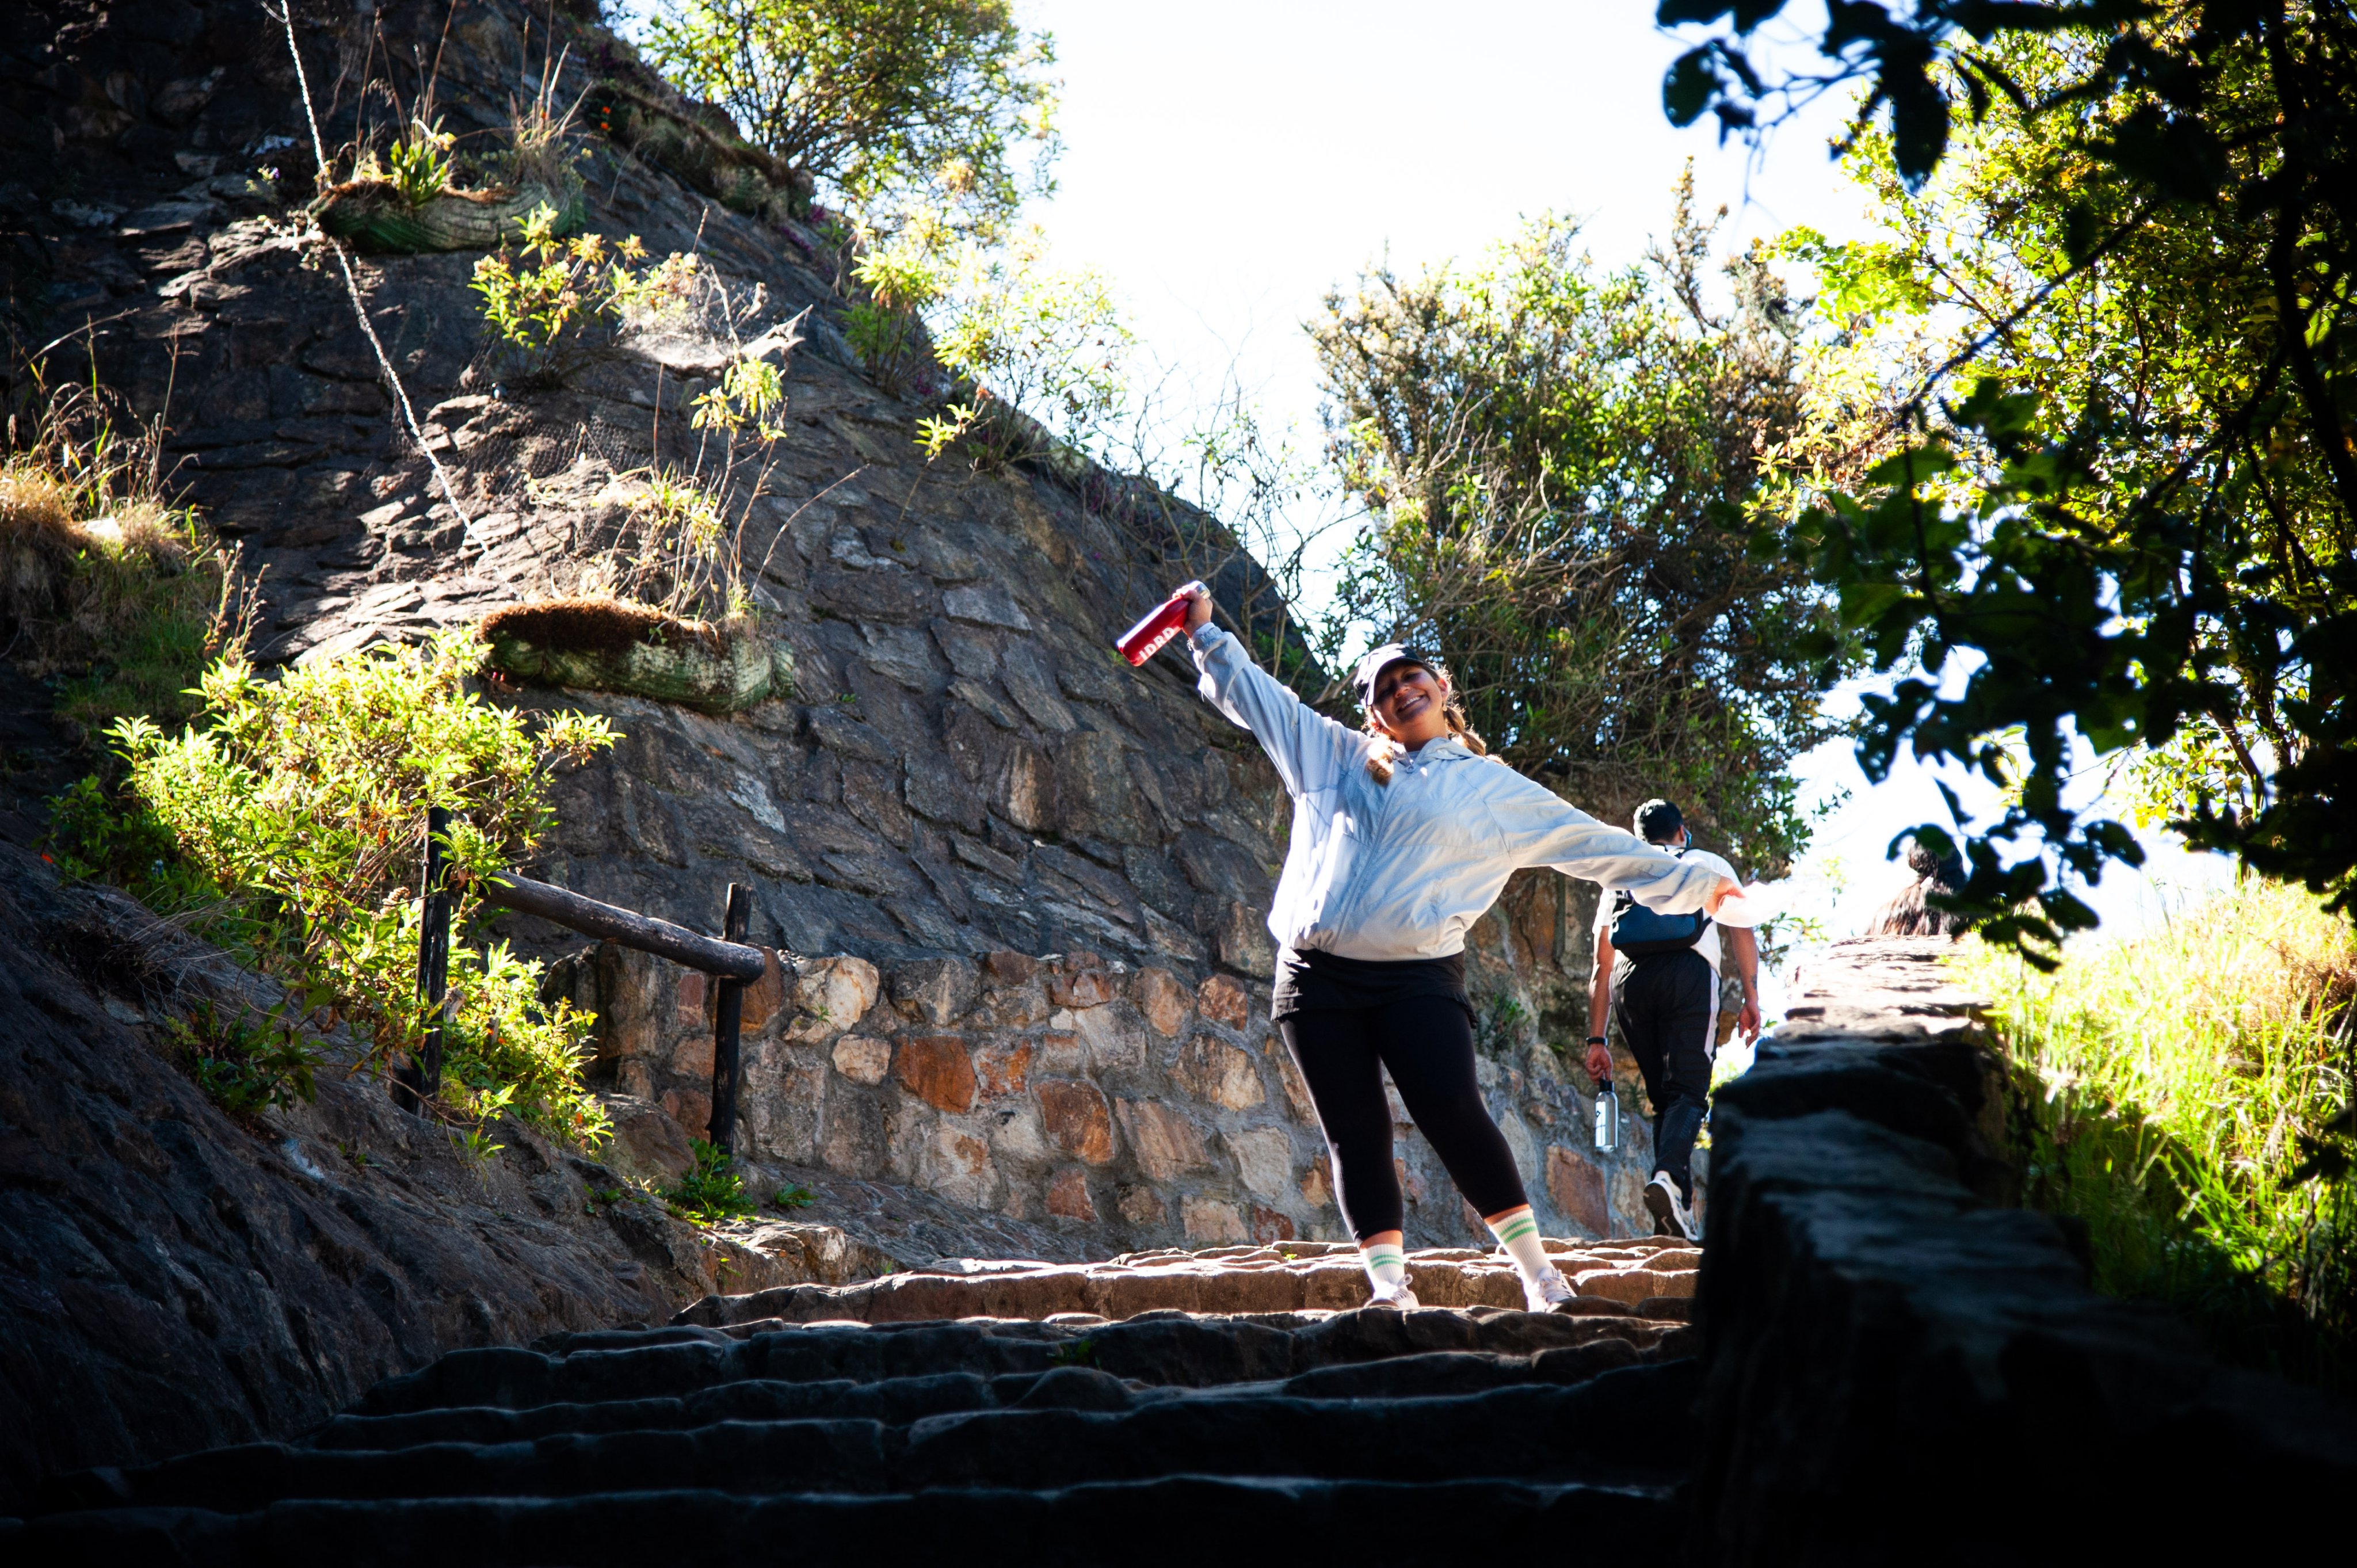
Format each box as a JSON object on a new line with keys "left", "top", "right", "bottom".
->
{"left": 8, "top": 1241, "right": 1702, "bottom": 1564}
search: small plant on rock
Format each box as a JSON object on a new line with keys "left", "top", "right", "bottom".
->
{"left": 168, "top": 995, "right": 322, "bottom": 1117}
{"left": 665, "top": 1138, "right": 760, "bottom": 1224}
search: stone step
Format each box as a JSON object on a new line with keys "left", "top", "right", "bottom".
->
{"left": 6, "top": 1474, "right": 1679, "bottom": 1565}
{"left": 39, "top": 1364, "right": 1696, "bottom": 1517}
{"left": 304, "top": 1338, "right": 1660, "bottom": 1452}
{"left": 358, "top": 1308, "right": 1696, "bottom": 1416}
{"left": 679, "top": 1240, "right": 1706, "bottom": 1327}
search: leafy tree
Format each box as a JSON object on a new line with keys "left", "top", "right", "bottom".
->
{"left": 1313, "top": 180, "right": 1864, "bottom": 872}
{"left": 640, "top": 0, "right": 1058, "bottom": 234}
{"left": 1658, "top": 0, "right": 2357, "bottom": 936}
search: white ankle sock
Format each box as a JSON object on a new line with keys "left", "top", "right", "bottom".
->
{"left": 1360, "top": 1242, "right": 1407, "bottom": 1293}
{"left": 1486, "top": 1207, "right": 1555, "bottom": 1284}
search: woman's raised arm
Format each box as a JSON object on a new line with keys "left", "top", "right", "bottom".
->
{"left": 1181, "top": 586, "right": 1367, "bottom": 800}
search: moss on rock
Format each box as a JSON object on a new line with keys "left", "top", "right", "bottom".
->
{"left": 480, "top": 598, "right": 790, "bottom": 713}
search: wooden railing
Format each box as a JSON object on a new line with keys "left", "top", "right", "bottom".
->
{"left": 402, "top": 811, "right": 768, "bottom": 1155}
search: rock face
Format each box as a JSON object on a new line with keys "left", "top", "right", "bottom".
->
{"left": 1, "top": 0, "right": 1683, "bottom": 1251}
{"left": 1696, "top": 938, "right": 2357, "bottom": 1561}
{"left": 0, "top": 842, "right": 877, "bottom": 1516}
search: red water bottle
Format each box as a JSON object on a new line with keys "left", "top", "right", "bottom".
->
{"left": 1116, "top": 582, "right": 1202, "bottom": 666}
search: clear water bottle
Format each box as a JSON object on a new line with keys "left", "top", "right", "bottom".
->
{"left": 1593, "top": 1076, "right": 1619, "bottom": 1154}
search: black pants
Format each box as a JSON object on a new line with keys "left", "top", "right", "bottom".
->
{"left": 1279, "top": 995, "right": 1530, "bottom": 1241}
{"left": 1614, "top": 950, "right": 1717, "bottom": 1201}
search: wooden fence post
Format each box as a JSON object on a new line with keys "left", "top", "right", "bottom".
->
{"left": 414, "top": 804, "right": 452, "bottom": 1106}
{"left": 707, "top": 882, "right": 753, "bottom": 1157}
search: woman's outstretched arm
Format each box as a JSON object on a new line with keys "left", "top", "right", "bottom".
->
{"left": 1181, "top": 585, "right": 1367, "bottom": 800}
{"left": 1490, "top": 774, "right": 1736, "bottom": 914}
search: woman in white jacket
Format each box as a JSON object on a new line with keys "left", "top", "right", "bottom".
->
{"left": 1176, "top": 585, "right": 1736, "bottom": 1310}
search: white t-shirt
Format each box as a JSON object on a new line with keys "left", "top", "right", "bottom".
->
{"left": 1595, "top": 846, "right": 1737, "bottom": 978}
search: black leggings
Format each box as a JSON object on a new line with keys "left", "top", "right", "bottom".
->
{"left": 1279, "top": 997, "right": 1530, "bottom": 1241}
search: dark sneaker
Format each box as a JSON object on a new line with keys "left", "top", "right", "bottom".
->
{"left": 1645, "top": 1172, "right": 1700, "bottom": 1243}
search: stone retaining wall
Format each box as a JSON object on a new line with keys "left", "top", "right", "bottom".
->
{"left": 550, "top": 934, "right": 1696, "bottom": 1256}
{"left": 1696, "top": 937, "right": 2356, "bottom": 1559}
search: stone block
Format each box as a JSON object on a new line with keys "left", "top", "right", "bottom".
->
{"left": 889, "top": 955, "right": 979, "bottom": 1025}
{"left": 1048, "top": 953, "right": 1118, "bottom": 1009}
{"left": 673, "top": 1030, "right": 714, "bottom": 1081}
{"left": 1226, "top": 1126, "right": 1295, "bottom": 1197}
{"left": 830, "top": 1035, "right": 891, "bottom": 1085}
{"left": 983, "top": 949, "right": 1041, "bottom": 986}
{"left": 662, "top": 1087, "right": 711, "bottom": 1140}
{"left": 739, "top": 948, "right": 788, "bottom": 1033}
{"left": 1611, "top": 1165, "right": 1649, "bottom": 1238}
{"left": 920, "top": 1126, "right": 996, "bottom": 1208}
{"left": 1213, "top": 900, "right": 1276, "bottom": 975}
{"left": 989, "top": 1100, "right": 1050, "bottom": 1162}
{"left": 974, "top": 1041, "right": 1033, "bottom": 1098}
{"left": 1547, "top": 1145, "right": 1610, "bottom": 1237}
{"left": 1047, "top": 1167, "right": 1098, "bottom": 1220}
{"left": 1072, "top": 1005, "right": 1146, "bottom": 1074}
{"left": 1275, "top": 1047, "right": 1318, "bottom": 1126}
{"left": 1134, "top": 967, "right": 1192, "bottom": 1036}
{"left": 1301, "top": 1162, "right": 1333, "bottom": 1211}
{"left": 1036, "top": 1031, "right": 1084, "bottom": 1075}
{"left": 1038, "top": 1080, "right": 1116, "bottom": 1165}
{"left": 594, "top": 1094, "right": 694, "bottom": 1185}
{"left": 1183, "top": 1195, "right": 1248, "bottom": 1243}
{"left": 785, "top": 956, "right": 880, "bottom": 1042}
{"left": 817, "top": 1089, "right": 887, "bottom": 1177}
{"left": 1196, "top": 974, "right": 1250, "bottom": 1031}
{"left": 1091, "top": 1268, "right": 1202, "bottom": 1317}
{"left": 1173, "top": 1037, "right": 1264, "bottom": 1111}
{"left": 1116, "top": 1183, "right": 1165, "bottom": 1225}
{"left": 1300, "top": 1259, "right": 1370, "bottom": 1310}
{"left": 676, "top": 969, "right": 708, "bottom": 1029}
{"left": 1118, "top": 1098, "right": 1211, "bottom": 1181}
{"left": 739, "top": 1044, "right": 824, "bottom": 1164}
{"left": 894, "top": 1035, "right": 977, "bottom": 1113}
{"left": 1250, "top": 1204, "right": 1297, "bottom": 1245}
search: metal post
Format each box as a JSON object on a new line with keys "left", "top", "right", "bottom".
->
{"left": 707, "top": 882, "right": 753, "bottom": 1157}
{"left": 416, "top": 804, "right": 452, "bottom": 1103}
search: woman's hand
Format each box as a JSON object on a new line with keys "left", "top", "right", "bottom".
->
{"left": 1181, "top": 581, "right": 1214, "bottom": 633}
{"left": 1704, "top": 878, "right": 1740, "bottom": 919}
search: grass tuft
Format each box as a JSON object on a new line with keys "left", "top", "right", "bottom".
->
{"left": 1954, "top": 876, "right": 2356, "bottom": 1390}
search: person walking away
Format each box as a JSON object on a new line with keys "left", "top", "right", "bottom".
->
{"left": 1174, "top": 586, "right": 1737, "bottom": 1311}
{"left": 1585, "top": 799, "right": 1761, "bottom": 1243}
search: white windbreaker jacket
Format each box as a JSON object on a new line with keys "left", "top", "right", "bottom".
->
{"left": 1190, "top": 624, "right": 1725, "bottom": 962}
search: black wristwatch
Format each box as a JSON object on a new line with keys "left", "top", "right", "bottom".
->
{"left": 1586, "top": 1036, "right": 1607, "bottom": 1045}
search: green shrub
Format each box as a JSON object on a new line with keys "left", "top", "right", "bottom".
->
{"left": 665, "top": 1138, "right": 758, "bottom": 1224}
{"left": 1955, "top": 879, "right": 2357, "bottom": 1390}
{"left": 101, "top": 628, "right": 619, "bottom": 1146}
{"left": 169, "top": 996, "right": 322, "bottom": 1117}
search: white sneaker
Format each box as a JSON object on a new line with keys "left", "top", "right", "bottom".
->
{"left": 1645, "top": 1172, "right": 1700, "bottom": 1243}
{"left": 1367, "top": 1281, "right": 1421, "bottom": 1310}
{"left": 1522, "top": 1268, "right": 1577, "bottom": 1313}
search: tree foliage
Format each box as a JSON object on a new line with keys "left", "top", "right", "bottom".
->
{"left": 642, "top": 0, "right": 1058, "bottom": 235}
{"left": 1313, "top": 180, "right": 1864, "bottom": 872}
{"left": 1660, "top": 0, "right": 2357, "bottom": 934}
